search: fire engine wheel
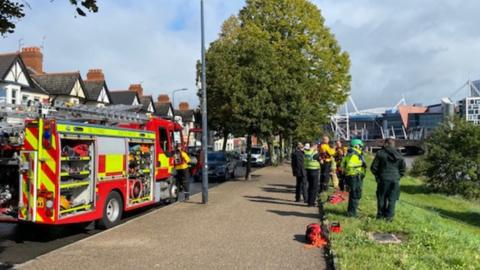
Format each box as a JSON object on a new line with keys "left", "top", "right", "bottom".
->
{"left": 97, "top": 191, "right": 123, "bottom": 229}
{"left": 169, "top": 183, "right": 178, "bottom": 203}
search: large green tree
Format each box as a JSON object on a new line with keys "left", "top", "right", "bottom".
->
{"left": 0, "top": 0, "right": 98, "bottom": 36}
{"left": 238, "top": 0, "right": 351, "bottom": 142}
{"left": 200, "top": 0, "right": 351, "bottom": 179}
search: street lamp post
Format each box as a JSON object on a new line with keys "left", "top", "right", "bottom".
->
{"left": 171, "top": 88, "right": 188, "bottom": 115}
{"left": 200, "top": 0, "right": 208, "bottom": 204}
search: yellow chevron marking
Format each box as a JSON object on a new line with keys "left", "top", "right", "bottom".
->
{"left": 25, "top": 129, "right": 39, "bottom": 150}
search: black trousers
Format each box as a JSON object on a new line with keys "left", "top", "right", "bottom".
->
{"left": 338, "top": 172, "right": 346, "bottom": 192}
{"left": 320, "top": 162, "right": 331, "bottom": 192}
{"left": 347, "top": 175, "right": 363, "bottom": 217}
{"left": 295, "top": 175, "right": 308, "bottom": 203}
{"left": 376, "top": 179, "right": 400, "bottom": 219}
{"left": 306, "top": 169, "right": 319, "bottom": 206}
{"left": 176, "top": 169, "right": 190, "bottom": 199}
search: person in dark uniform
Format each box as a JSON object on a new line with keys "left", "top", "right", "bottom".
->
{"left": 291, "top": 142, "right": 307, "bottom": 203}
{"left": 371, "top": 138, "right": 406, "bottom": 221}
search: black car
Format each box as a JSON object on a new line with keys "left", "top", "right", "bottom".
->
{"left": 206, "top": 151, "right": 237, "bottom": 181}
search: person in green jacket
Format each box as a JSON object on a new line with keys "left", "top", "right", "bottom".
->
{"left": 371, "top": 138, "right": 406, "bottom": 221}
{"left": 341, "top": 139, "right": 367, "bottom": 217}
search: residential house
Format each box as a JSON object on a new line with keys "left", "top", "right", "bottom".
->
{"left": 139, "top": 95, "right": 156, "bottom": 114}
{"left": 154, "top": 94, "right": 174, "bottom": 119}
{"left": 83, "top": 69, "right": 112, "bottom": 107}
{"left": 109, "top": 84, "right": 157, "bottom": 114}
{"left": 31, "top": 72, "right": 88, "bottom": 105}
{"left": 110, "top": 90, "right": 140, "bottom": 107}
{"left": 174, "top": 102, "right": 197, "bottom": 145}
{"left": 0, "top": 48, "right": 49, "bottom": 106}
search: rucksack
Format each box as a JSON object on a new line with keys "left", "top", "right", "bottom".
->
{"left": 305, "top": 223, "right": 322, "bottom": 244}
{"left": 305, "top": 223, "right": 328, "bottom": 248}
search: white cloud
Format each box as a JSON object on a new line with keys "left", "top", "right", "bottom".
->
{"left": 1, "top": 0, "right": 245, "bottom": 108}
{"left": 316, "top": 0, "right": 480, "bottom": 109}
{"left": 2, "top": 0, "right": 480, "bottom": 110}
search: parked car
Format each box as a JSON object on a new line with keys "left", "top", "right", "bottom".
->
{"left": 203, "top": 151, "right": 237, "bottom": 181}
{"left": 242, "top": 146, "right": 267, "bottom": 167}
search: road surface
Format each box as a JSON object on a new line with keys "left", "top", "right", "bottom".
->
{"left": 0, "top": 166, "right": 254, "bottom": 268}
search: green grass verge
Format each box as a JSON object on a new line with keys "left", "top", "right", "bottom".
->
{"left": 323, "top": 158, "right": 480, "bottom": 270}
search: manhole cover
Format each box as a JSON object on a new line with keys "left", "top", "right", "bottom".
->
{"left": 368, "top": 233, "right": 402, "bottom": 244}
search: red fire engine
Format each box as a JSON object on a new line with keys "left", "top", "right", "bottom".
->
{"left": 0, "top": 104, "right": 184, "bottom": 228}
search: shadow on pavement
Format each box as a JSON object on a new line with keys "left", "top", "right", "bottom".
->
{"left": 248, "top": 199, "right": 303, "bottom": 207}
{"left": 293, "top": 234, "right": 307, "bottom": 244}
{"left": 12, "top": 223, "right": 93, "bottom": 243}
{"left": 269, "top": 184, "right": 296, "bottom": 189}
{"left": 244, "top": 195, "right": 294, "bottom": 202}
{"left": 261, "top": 187, "right": 295, "bottom": 194}
{"left": 268, "top": 210, "right": 319, "bottom": 219}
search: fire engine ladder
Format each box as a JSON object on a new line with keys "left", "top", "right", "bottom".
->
{"left": 0, "top": 102, "right": 150, "bottom": 130}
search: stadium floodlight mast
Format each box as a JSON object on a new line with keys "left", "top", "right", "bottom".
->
{"left": 200, "top": 0, "right": 209, "bottom": 204}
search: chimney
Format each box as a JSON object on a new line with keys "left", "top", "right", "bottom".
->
{"left": 86, "top": 69, "right": 105, "bottom": 81}
{"left": 20, "top": 47, "right": 43, "bottom": 74}
{"left": 129, "top": 84, "right": 143, "bottom": 97}
{"left": 157, "top": 94, "right": 170, "bottom": 103}
{"left": 179, "top": 102, "right": 190, "bottom": 111}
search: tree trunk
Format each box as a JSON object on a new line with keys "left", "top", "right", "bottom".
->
{"left": 287, "top": 135, "right": 293, "bottom": 161}
{"left": 267, "top": 138, "right": 274, "bottom": 167}
{"left": 222, "top": 130, "right": 228, "bottom": 152}
{"left": 245, "top": 134, "right": 252, "bottom": 180}
{"left": 279, "top": 133, "right": 284, "bottom": 163}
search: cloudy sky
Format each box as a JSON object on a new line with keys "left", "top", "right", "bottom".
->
{"left": 2, "top": 0, "right": 479, "bottom": 109}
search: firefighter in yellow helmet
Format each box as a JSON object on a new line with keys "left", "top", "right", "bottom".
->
{"left": 174, "top": 143, "right": 191, "bottom": 201}
{"left": 341, "top": 139, "right": 367, "bottom": 217}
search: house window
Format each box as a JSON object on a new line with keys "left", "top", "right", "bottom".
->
{"left": 11, "top": 89, "right": 18, "bottom": 104}
{"left": 0, "top": 87, "right": 6, "bottom": 103}
{"left": 22, "top": 94, "right": 29, "bottom": 104}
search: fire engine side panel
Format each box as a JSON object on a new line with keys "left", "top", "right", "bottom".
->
{"left": 19, "top": 121, "right": 39, "bottom": 221}
{"left": 21, "top": 121, "right": 157, "bottom": 225}
{"left": 22, "top": 119, "right": 60, "bottom": 225}
{"left": 97, "top": 137, "right": 128, "bottom": 211}
{"left": 97, "top": 137, "right": 127, "bottom": 180}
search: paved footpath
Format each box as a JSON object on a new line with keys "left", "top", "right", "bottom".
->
{"left": 18, "top": 165, "right": 325, "bottom": 270}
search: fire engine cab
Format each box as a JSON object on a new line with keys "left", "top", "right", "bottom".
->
{"left": 0, "top": 103, "right": 184, "bottom": 228}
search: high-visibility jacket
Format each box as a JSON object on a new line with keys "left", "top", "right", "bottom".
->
{"left": 341, "top": 148, "right": 366, "bottom": 176}
{"left": 320, "top": 143, "right": 336, "bottom": 162}
{"left": 174, "top": 150, "right": 191, "bottom": 170}
{"left": 304, "top": 149, "right": 320, "bottom": 170}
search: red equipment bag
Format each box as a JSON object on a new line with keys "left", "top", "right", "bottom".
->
{"left": 73, "top": 144, "right": 89, "bottom": 157}
{"left": 330, "top": 222, "right": 342, "bottom": 233}
{"left": 306, "top": 223, "right": 321, "bottom": 244}
{"left": 304, "top": 223, "right": 327, "bottom": 248}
